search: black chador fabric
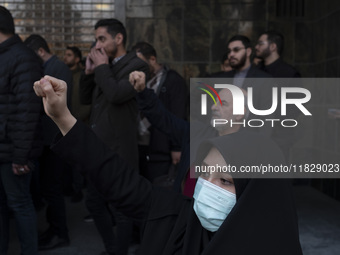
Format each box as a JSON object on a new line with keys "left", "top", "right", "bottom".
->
{"left": 51, "top": 122, "right": 302, "bottom": 255}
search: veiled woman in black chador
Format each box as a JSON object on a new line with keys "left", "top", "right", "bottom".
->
{"left": 185, "top": 131, "right": 302, "bottom": 255}
{"left": 53, "top": 122, "right": 303, "bottom": 255}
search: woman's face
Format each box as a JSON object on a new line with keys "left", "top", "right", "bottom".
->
{"left": 199, "top": 147, "right": 236, "bottom": 194}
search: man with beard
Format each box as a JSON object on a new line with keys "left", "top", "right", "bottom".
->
{"left": 63, "top": 46, "right": 90, "bottom": 203}
{"left": 131, "top": 41, "right": 187, "bottom": 184}
{"left": 255, "top": 31, "right": 300, "bottom": 78}
{"left": 214, "top": 35, "right": 273, "bottom": 137}
{"left": 79, "top": 19, "right": 149, "bottom": 255}
{"left": 220, "top": 35, "right": 271, "bottom": 85}
{"left": 63, "top": 46, "right": 91, "bottom": 124}
{"left": 255, "top": 31, "right": 301, "bottom": 160}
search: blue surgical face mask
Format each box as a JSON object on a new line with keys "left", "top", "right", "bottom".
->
{"left": 193, "top": 177, "right": 236, "bottom": 232}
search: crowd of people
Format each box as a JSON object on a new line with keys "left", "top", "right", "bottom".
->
{"left": 0, "top": 4, "right": 303, "bottom": 255}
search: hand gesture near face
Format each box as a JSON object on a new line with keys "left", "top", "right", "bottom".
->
{"left": 85, "top": 48, "right": 109, "bottom": 75}
{"left": 85, "top": 47, "right": 109, "bottom": 74}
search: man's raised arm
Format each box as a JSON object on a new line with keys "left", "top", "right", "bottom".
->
{"left": 34, "top": 75, "right": 76, "bottom": 135}
{"left": 129, "top": 71, "right": 189, "bottom": 145}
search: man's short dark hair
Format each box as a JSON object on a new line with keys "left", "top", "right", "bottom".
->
{"left": 0, "top": 6, "right": 15, "bottom": 35}
{"left": 66, "top": 46, "right": 82, "bottom": 60}
{"left": 263, "top": 31, "right": 284, "bottom": 55}
{"left": 24, "top": 34, "right": 50, "bottom": 53}
{"left": 131, "top": 42, "right": 157, "bottom": 59}
{"left": 228, "top": 35, "right": 251, "bottom": 49}
{"left": 95, "top": 19, "right": 127, "bottom": 46}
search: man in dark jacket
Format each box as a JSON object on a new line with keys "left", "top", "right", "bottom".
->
{"left": 80, "top": 19, "right": 149, "bottom": 255}
{"left": 131, "top": 71, "right": 246, "bottom": 197}
{"left": 63, "top": 46, "right": 90, "bottom": 203}
{"left": 255, "top": 31, "right": 301, "bottom": 78}
{"left": 24, "top": 34, "right": 73, "bottom": 250}
{"left": 254, "top": 31, "right": 301, "bottom": 160}
{"left": 213, "top": 35, "right": 272, "bottom": 81}
{"left": 213, "top": 35, "right": 274, "bottom": 137}
{"left": 0, "top": 6, "right": 43, "bottom": 255}
{"left": 131, "top": 42, "right": 188, "bottom": 183}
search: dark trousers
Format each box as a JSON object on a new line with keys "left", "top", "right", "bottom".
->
{"left": 39, "top": 146, "right": 69, "bottom": 239}
{"left": 72, "top": 164, "right": 84, "bottom": 193}
{"left": 0, "top": 163, "right": 38, "bottom": 255}
{"left": 86, "top": 180, "right": 133, "bottom": 255}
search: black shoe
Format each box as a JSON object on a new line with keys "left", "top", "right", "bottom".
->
{"left": 71, "top": 190, "right": 83, "bottom": 203}
{"left": 38, "top": 230, "right": 69, "bottom": 251}
{"left": 99, "top": 252, "right": 115, "bottom": 255}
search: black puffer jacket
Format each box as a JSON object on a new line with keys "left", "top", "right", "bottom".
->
{"left": 0, "top": 34, "right": 43, "bottom": 164}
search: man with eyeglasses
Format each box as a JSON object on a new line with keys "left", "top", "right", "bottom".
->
{"left": 214, "top": 35, "right": 273, "bottom": 137}
{"left": 255, "top": 31, "right": 300, "bottom": 78}
{"left": 214, "top": 35, "right": 271, "bottom": 85}
{"left": 255, "top": 31, "right": 301, "bottom": 161}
